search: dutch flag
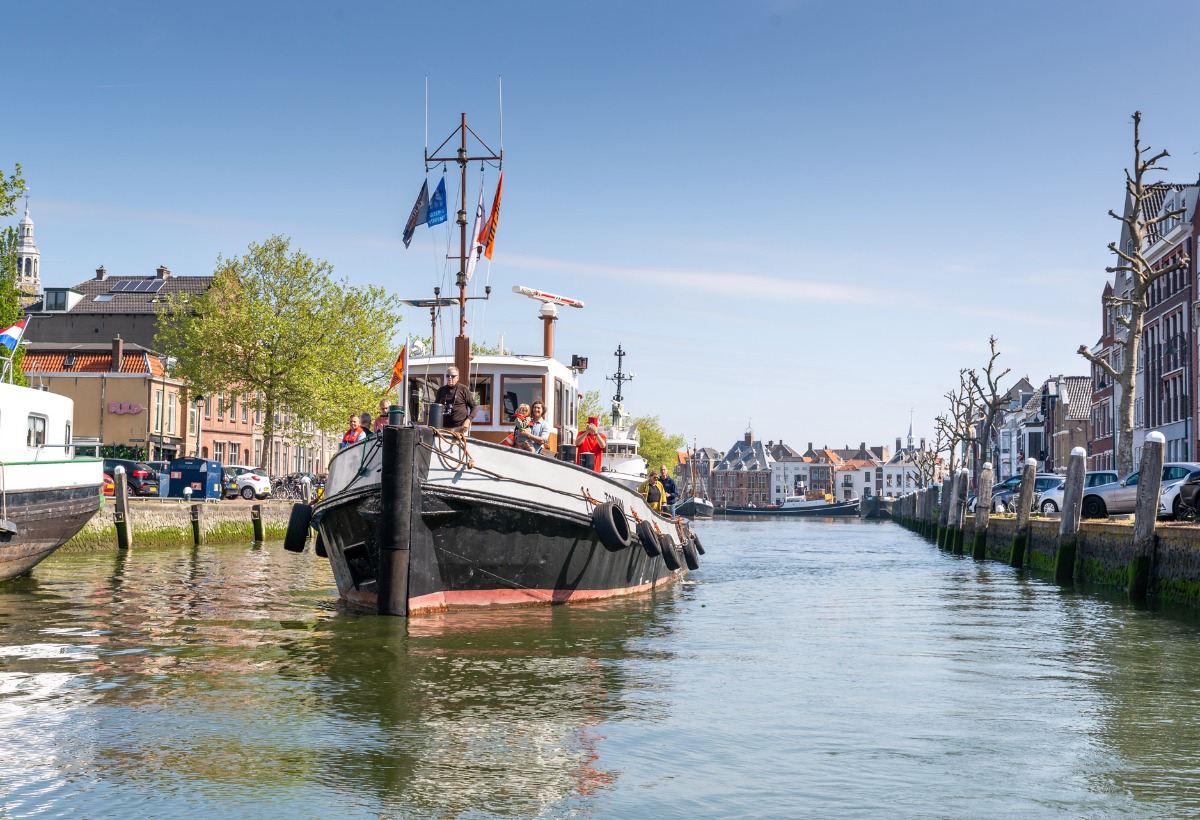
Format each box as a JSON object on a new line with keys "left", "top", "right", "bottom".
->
{"left": 0, "top": 318, "right": 27, "bottom": 351}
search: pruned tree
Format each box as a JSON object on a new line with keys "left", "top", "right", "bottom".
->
{"left": 968, "top": 336, "right": 1011, "bottom": 489}
{"left": 935, "top": 370, "right": 981, "bottom": 477}
{"left": 156, "top": 235, "right": 404, "bottom": 472}
{"left": 910, "top": 434, "right": 942, "bottom": 488}
{"left": 1078, "top": 111, "right": 1189, "bottom": 477}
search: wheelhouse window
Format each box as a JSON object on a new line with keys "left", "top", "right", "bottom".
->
{"left": 469, "top": 374, "right": 493, "bottom": 425}
{"left": 408, "top": 375, "right": 443, "bottom": 426}
{"left": 27, "top": 415, "right": 47, "bottom": 448}
{"left": 500, "top": 375, "right": 545, "bottom": 423}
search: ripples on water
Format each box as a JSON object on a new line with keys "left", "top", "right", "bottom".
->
{"left": 4, "top": 522, "right": 1200, "bottom": 816}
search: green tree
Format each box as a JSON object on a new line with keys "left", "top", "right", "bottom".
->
{"left": 156, "top": 235, "right": 404, "bottom": 471}
{"left": 0, "top": 164, "right": 28, "bottom": 386}
{"left": 576, "top": 389, "right": 604, "bottom": 429}
{"left": 633, "top": 414, "right": 685, "bottom": 475}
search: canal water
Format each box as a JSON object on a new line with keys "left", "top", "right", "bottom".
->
{"left": 4, "top": 520, "right": 1200, "bottom": 817}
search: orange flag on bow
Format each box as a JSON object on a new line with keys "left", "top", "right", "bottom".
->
{"left": 388, "top": 345, "right": 406, "bottom": 391}
{"left": 477, "top": 171, "right": 504, "bottom": 260}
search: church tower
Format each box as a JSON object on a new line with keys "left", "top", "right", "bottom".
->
{"left": 15, "top": 202, "right": 41, "bottom": 305}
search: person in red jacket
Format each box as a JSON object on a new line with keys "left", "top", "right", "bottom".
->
{"left": 576, "top": 416, "right": 607, "bottom": 471}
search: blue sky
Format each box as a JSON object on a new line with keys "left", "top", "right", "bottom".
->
{"left": 11, "top": 0, "right": 1200, "bottom": 453}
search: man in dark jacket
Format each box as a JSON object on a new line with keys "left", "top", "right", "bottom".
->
{"left": 434, "top": 367, "right": 477, "bottom": 434}
{"left": 659, "top": 465, "right": 678, "bottom": 515}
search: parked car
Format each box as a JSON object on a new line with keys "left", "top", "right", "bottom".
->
{"left": 1038, "top": 478, "right": 1067, "bottom": 513}
{"left": 1081, "top": 462, "right": 1200, "bottom": 518}
{"left": 102, "top": 458, "right": 160, "bottom": 496}
{"left": 1085, "top": 470, "right": 1119, "bottom": 489}
{"left": 147, "top": 460, "right": 171, "bottom": 497}
{"left": 223, "top": 465, "right": 272, "bottom": 500}
{"left": 1160, "top": 467, "right": 1200, "bottom": 518}
{"left": 102, "top": 473, "right": 115, "bottom": 497}
{"left": 967, "top": 474, "right": 1024, "bottom": 512}
{"left": 1174, "top": 470, "right": 1200, "bottom": 520}
{"left": 993, "top": 474, "right": 1062, "bottom": 513}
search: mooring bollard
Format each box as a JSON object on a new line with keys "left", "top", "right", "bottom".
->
{"left": 951, "top": 468, "right": 969, "bottom": 554}
{"left": 113, "top": 466, "right": 132, "bottom": 550}
{"left": 1010, "top": 458, "right": 1038, "bottom": 568}
{"left": 925, "top": 485, "right": 937, "bottom": 540}
{"left": 1130, "top": 431, "right": 1166, "bottom": 601}
{"left": 377, "top": 424, "right": 414, "bottom": 616}
{"left": 190, "top": 503, "right": 203, "bottom": 546}
{"left": 973, "top": 462, "right": 994, "bottom": 560}
{"left": 1054, "top": 447, "right": 1087, "bottom": 584}
{"left": 251, "top": 503, "right": 264, "bottom": 543}
{"left": 301, "top": 476, "right": 312, "bottom": 505}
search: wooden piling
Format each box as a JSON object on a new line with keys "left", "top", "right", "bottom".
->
{"left": 938, "top": 477, "right": 953, "bottom": 548}
{"left": 1130, "top": 431, "right": 1165, "bottom": 601}
{"left": 190, "top": 503, "right": 203, "bottom": 546}
{"left": 377, "top": 424, "right": 414, "bottom": 616}
{"left": 972, "top": 463, "right": 994, "bottom": 559}
{"left": 251, "top": 503, "right": 264, "bottom": 543}
{"left": 1010, "top": 459, "right": 1037, "bottom": 568}
{"left": 951, "top": 468, "right": 968, "bottom": 554}
{"left": 113, "top": 468, "right": 132, "bottom": 550}
{"left": 1054, "top": 447, "right": 1087, "bottom": 584}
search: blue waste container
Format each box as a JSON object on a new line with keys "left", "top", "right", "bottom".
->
{"left": 166, "top": 458, "right": 224, "bottom": 500}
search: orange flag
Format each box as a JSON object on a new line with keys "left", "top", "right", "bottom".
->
{"left": 388, "top": 345, "right": 406, "bottom": 391}
{"left": 477, "top": 171, "right": 504, "bottom": 260}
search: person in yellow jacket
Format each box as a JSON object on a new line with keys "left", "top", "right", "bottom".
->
{"left": 644, "top": 468, "right": 665, "bottom": 513}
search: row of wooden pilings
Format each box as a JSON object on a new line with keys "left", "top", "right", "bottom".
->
{"left": 109, "top": 466, "right": 296, "bottom": 548}
{"left": 891, "top": 431, "right": 1168, "bottom": 601}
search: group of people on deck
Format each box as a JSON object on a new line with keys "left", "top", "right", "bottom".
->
{"left": 643, "top": 465, "right": 677, "bottom": 515}
{"left": 339, "top": 399, "right": 404, "bottom": 449}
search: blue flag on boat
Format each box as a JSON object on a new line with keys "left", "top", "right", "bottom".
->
{"left": 402, "top": 180, "right": 429, "bottom": 248}
{"left": 426, "top": 176, "right": 448, "bottom": 227}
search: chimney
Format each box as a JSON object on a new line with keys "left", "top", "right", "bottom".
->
{"left": 807, "top": 442, "right": 813, "bottom": 452}
{"left": 896, "top": 437, "right": 902, "bottom": 453}
{"left": 95, "top": 265, "right": 107, "bottom": 280}
{"left": 768, "top": 440, "right": 774, "bottom": 447}
{"left": 744, "top": 430, "right": 754, "bottom": 445}
{"left": 111, "top": 335, "right": 124, "bottom": 372}
{"left": 860, "top": 441, "right": 866, "bottom": 451}
{"left": 920, "top": 437, "right": 926, "bottom": 451}
{"left": 156, "top": 265, "right": 170, "bottom": 279}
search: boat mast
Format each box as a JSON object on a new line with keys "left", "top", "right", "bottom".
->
{"left": 426, "top": 113, "right": 501, "bottom": 379}
{"left": 607, "top": 344, "right": 634, "bottom": 426}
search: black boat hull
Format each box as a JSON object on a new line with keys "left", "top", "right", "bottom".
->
{"left": 717, "top": 500, "right": 861, "bottom": 517}
{"left": 0, "top": 484, "right": 103, "bottom": 580}
{"left": 675, "top": 498, "right": 714, "bottom": 519}
{"left": 312, "top": 428, "right": 691, "bottom": 616}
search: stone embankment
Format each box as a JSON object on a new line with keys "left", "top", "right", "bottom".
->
{"left": 893, "top": 437, "right": 1200, "bottom": 609}
{"left": 63, "top": 498, "right": 296, "bottom": 551}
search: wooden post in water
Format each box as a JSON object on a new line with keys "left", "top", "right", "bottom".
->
{"left": 190, "top": 503, "right": 203, "bottom": 546}
{"left": 1130, "top": 431, "right": 1165, "bottom": 601}
{"left": 972, "top": 462, "right": 994, "bottom": 560}
{"left": 113, "top": 466, "right": 132, "bottom": 550}
{"left": 1054, "top": 447, "right": 1087, "bottom": 584}
{"left": 938, "top": 477, "right": 953, "bottom": 548}
{"left": 1010, "top": 459, "right": 1037, "bottom": 568}
{"left": 251, "top": 503, "right": 264, "bottom": 543}
{"left": 951, "top": 468, "right": 968, "bottom": 554}
{"left": 926, "top": 485, "right": 938, "bottom": 540}
{"left": 377, "top": 424, "right": 415, "bottom": 616}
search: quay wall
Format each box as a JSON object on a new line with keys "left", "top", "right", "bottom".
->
{"left": 64, "top": 499, "right": 294, "bottom": 551}
{"left": 896, "top": 498, "right": 1200, "bottom": 610}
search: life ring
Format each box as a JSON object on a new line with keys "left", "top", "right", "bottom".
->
{"left": 284, "top": 503, "right": 312, "bottom": 553}
{"left": 681, "top": 536, "right": 700, "bottom": 570}
{"left": 592, "top": 501, "right": 632, "bottom": 550}
{"left": 691, "top": 532, "right": 705, "bottom": 555}
{"left": 659, "top": 535, "right": 681, "bottom": 571}
{"left": 635, "top": 520, "right": 661, "bottom": 557}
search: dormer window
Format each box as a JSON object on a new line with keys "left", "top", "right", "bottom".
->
{"left": 44, "top": 290, "right": 67, "bottom": 311}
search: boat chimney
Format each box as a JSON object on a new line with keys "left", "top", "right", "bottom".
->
{"left": 111, "top": 335, "right": 124, "bottom": 372}
{"left": 540, "top": 302, "right": 557, "bottom": 357}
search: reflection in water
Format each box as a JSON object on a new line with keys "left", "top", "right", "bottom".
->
{"left": 6, "top": 524, "right": 1200, "bottom": 815}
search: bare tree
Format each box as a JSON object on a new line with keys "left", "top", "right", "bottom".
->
{"left": 910, "top": 435, "right": 942, "bottom": 488}
{"left": 968, "top": 336, "right": 1011, "bottom": 489}
{"left": 935, "top": 371, "right": 981, "bottom": 477}
{"left": 1078, "top": 111, "right": 1189, "bottom": 477}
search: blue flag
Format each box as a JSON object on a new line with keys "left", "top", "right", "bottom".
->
{"left": 402, "top": 180, "right": 429, "bottom": 248}
{"left": 426, "top": 176, "right": 448, "bottom": 227}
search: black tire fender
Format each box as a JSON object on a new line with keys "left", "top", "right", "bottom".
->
{"left": 691, "top": 531, "right": 705, "bottom": 555}
{"left": 635, "top": 520, "right": 661, "bottom": 557}
{"left": 283, "top": 503, "right": 313, "bottom": 553}
{"left": 659, "top": 534, "right": 681, "bottom": 571}
{"left": 681, "top": 535, "right": 700, "bottom": 570}
{"left": 314, "top": 532, "right": 328, "bottom": 558}
{"left": 592, "top": 502, "right": 632, "bottom": 550}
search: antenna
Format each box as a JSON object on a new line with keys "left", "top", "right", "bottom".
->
{"left": 512, "top": 285, "right": 583, "bottom": 358}
{"left": 608, "top": 344, "right": 634, "bottom": 403}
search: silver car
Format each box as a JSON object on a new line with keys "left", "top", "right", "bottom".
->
{"left": 1041, "top": 471, "right": 1117, "bottom": 514}
{"left": 1081, "top": 462, "right": 1200, "bottom": 518}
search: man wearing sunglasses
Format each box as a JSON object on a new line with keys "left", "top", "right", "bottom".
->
{"left": 434, "top": 367, "right": 477, "bottom": 435}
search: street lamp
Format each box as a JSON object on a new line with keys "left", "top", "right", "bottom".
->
{"left": 194, "top": 394, "right": 205, "bottom": 459}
